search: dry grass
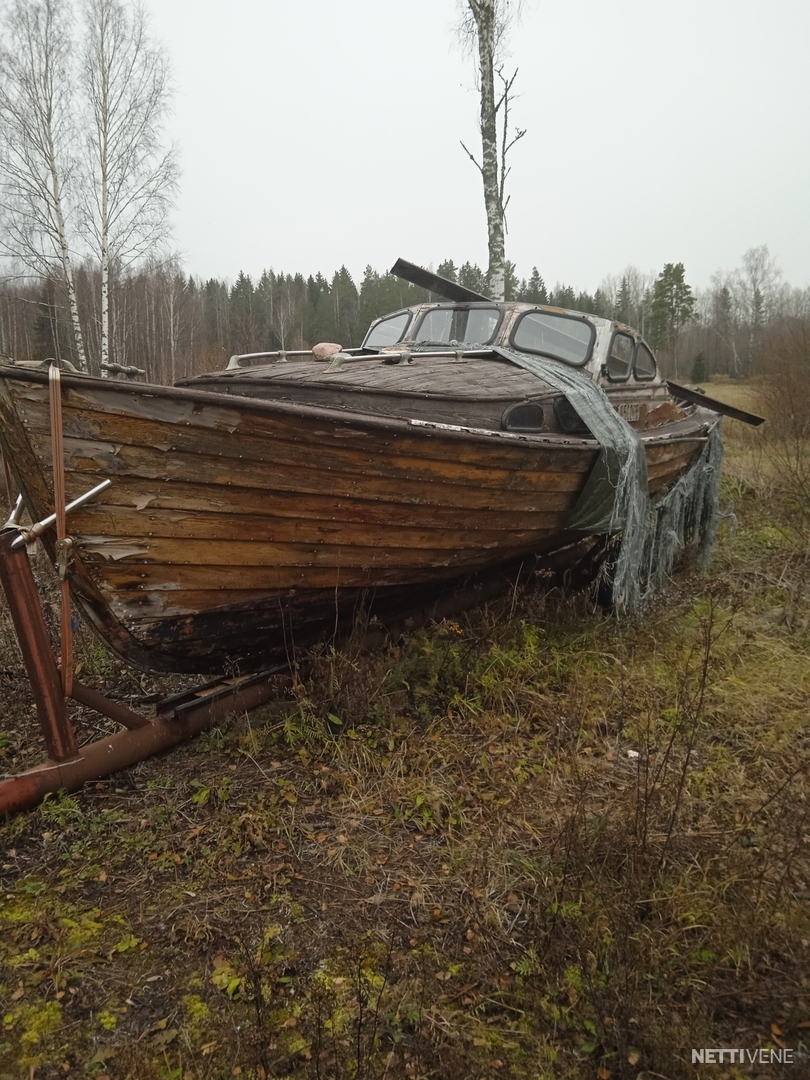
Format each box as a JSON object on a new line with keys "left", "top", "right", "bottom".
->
{"left": 2, "top": 383, "right": 810, "bottom": 1079}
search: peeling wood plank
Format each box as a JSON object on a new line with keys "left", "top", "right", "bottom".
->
{"left": 71, "top": 505, "right": 566, "bottom": 547}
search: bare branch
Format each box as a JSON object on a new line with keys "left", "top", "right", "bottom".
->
{"left": 497, "top": 66, "right": 525, "bottom": 215}
{"left": 459, "top": 140, "right": 484, "bottom": 175}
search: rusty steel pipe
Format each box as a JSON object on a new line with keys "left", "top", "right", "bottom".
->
{"left": 0, "top": 716, "right": 197, "bottom": 816}
{"left": 0, "top": 702, "right": 230, "bottom": 815}
{"left": 0, "top": 529, "right": 78, "bottom": 763}
{"left": 0, "top": 669, "right": 285, "bottom": 815}
{"left": 69, "top": 679, "right": 151, "bottom": 731}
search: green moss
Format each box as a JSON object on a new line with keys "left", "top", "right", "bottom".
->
{"left": 96, "top": 1009, "right": 117, "bottom": 1030}
{"left": 182, "top": 993, "right": 210, "bottom": 1031}
{"left": 60, "top": 911, "right": 104, "bottom": 950}
{"left": 8, "top": 999, "right": 63, "bottom": 1066}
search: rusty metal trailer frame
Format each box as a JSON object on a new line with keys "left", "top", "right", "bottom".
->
{"left": 0, "top": 526, "right": 286, "bottom": 815}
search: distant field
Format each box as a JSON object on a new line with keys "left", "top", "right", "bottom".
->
{"left": 699, "top": 376, "right": 763, "bottom": 408}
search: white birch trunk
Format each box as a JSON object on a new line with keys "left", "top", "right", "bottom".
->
{"left": 81, "top": 0, "right": 177, "bottom": 374}
{"left": 53, "top": 188, "right": 88, "bottom": 370}
{"left": 100, "top": 149, "right": 109, "bottom": 376}
{"left": 471, "top": 0, "right": 506, "bottom": 300}
{"left": 100, "top": 248, "right": 109, "bottom": 374}
{"left": 0, "top": 0, "right": 88, "bottom": 369}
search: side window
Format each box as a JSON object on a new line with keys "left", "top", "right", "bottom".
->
{"left": 364, "top": 312, "right": 410, "bottom": 349}
{"left": 607, "top": 332, "right": 634, "bottom": 380}
{"left": 465, "top": 308, "right": 500, "bottom": 344}
{"left": 512, "top": 311, "right": 594, "bottom": 365}
{"left": 634, "top": 342, "right": 657, "bottom": 380}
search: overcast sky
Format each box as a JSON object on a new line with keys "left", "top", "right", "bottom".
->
{"left": 142, "top": 0, "right": 810, "bottom": 294}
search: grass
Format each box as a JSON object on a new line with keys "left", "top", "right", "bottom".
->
{"left": 2, "top": 386, "right": 810, "bottom": 1079}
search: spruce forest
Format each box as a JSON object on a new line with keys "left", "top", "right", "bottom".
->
{"left": 2, "top": 246, "right": 809, "bottom": 386}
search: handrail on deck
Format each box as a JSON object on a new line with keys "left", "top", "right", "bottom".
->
{"left": 224, "top": 347, "right": 495, "bottom": 371}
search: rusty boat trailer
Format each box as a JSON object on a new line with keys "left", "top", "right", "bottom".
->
{"left": 0, "top": 516, "right": 585, "bottom": 816}
{"left": 0, "top": 517, "right": 289, "bottom": 816}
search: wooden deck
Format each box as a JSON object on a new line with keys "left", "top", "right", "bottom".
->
{"left": 180, "top": 352, "right": 676, "bottom": 433}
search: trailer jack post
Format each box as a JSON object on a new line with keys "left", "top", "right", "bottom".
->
{"left": 0, "top": 528, "right": 78, "bottom": 763}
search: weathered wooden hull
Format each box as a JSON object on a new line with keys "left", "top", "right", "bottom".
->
{"left": 0, "top": 365, "right": 712, "bottom": 674}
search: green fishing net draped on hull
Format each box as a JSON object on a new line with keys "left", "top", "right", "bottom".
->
{"left": 490, "top": 347, "right": 722, "bottom": 611}
{"left": 626, "top": 420, "right": 723, "bottom": 608}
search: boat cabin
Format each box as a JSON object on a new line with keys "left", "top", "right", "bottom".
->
{"left": 362, "top": 301, "right": 658, "bottom": 387}
{"left": 178, "top": 298, "right": 675, "bottom": 438}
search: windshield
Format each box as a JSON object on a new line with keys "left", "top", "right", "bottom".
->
{"left": 414, "top": 306, "right": 500, "bottom": 346}
{"left": 363, "top": 311, "right": 411, "bottom": 349}
{"left": 512, "top": 311, "right": 594, "bottom": 366}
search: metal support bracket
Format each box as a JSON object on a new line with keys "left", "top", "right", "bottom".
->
{"left": 0, "top": 524, "right": 286, "bottom": 815}
{"left": 0, "top": 529, "right": 78, "bottom": 766}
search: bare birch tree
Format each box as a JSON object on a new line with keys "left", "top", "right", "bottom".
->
{"left": 459, "top": 0, "right": 525, "bottom": 301}
{"left": 0, "top": 0, "right": 88, "bottom": 368}
{"left": 79, "top": 0, "right": 177, "bottom": 374}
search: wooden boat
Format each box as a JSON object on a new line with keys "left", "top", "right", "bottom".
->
{"left": 0, "top": 263, "right": 737, "bottom": 676}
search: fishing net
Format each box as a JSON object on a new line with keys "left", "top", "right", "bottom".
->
{"left": 407, "top": 341, "right": 721, "bottom": 610}
{"left": 489, "top": 347, "right": 722, "bottom": 611}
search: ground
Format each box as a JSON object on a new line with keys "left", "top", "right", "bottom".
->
{"left": 1, "top": 380, "right": 809, "bottom": 1080}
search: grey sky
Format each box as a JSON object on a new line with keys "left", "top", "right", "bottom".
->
{"left": 143, "top": 0, "right": 810, "bottom": 293}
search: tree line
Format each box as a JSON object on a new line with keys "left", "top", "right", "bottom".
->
{"left": 2, "top": 3, "right": 806, "bottom": 389}
{"left": 2, "top": 245, "right": 808, "bottom": 385}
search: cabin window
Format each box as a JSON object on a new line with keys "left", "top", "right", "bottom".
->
{"left": 634, "top": 342, "right": 657, "bottom": 380}
{"left": 502, "top": 401, "right": 545, "bottom": 433}
{"left": 414, "top": 306, "right": 500, "bottom": 346}
{"left": 606, "top": 332, "right": 634, "bottom": 380}
{"left": 363, "top": 311, "right": 411, "bottom": 349}
{"left": 511, "top": 311, "right": 594, "bottom": 366}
